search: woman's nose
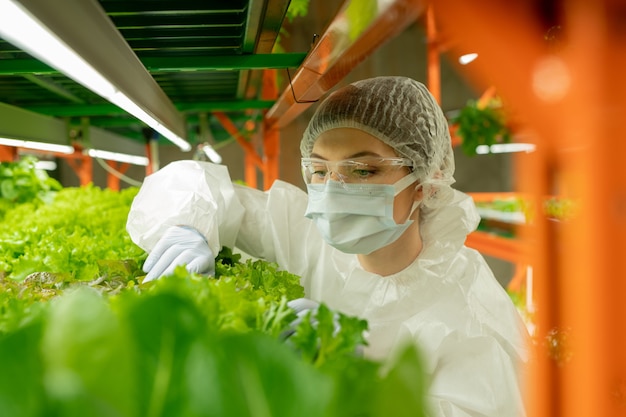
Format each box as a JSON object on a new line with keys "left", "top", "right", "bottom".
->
{"left": 327, "top": 170, "right": 347, "bottom": 183}
{"left": 327, "top": 170, "right": 341, "bottom": 182}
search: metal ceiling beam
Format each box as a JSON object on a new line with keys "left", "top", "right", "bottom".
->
{"left": 265, "top": 0, "right": 426, "bottom": 129}
{"left": 91, "top": 112, "right": 256, "bottom": 129}
{"left": 144, "top": 53, "right": 306, "bottom": 72}
{"left": 10, "top": 0, "right": 187, "bottom": 141}
{"left": 248, "top": 0, "right": 291, "bottom": 53}
{"left": 0, "top": 102, "right": 145, "bottom": 154}
{"left": 176, "top": 100, "right": 275, "bottom": 111}
{"left": 237, "top": 0, "right": 292, "bottom": 99}
{"left": 240, "top": 0, "right": 291, "bottom": 100}
{"left": 0, "top": 53, "right": 307, "bottom": 75}
{"left": 238, "top": 0, "right": 272, "bottom": 99}
{"left": 21, "top": 74, "right": 85, "bottom": 104}
{"left": 25, "top": 100, "right": 276, "bottom": 117}
{"left": 102, "top": 1, "right": 247, "bottom": 14}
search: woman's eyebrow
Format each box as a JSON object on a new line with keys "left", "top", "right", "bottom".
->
{"left": 347, "top": 151, "right": 383, "bottom": 158}
{"left": 309, "top": 151, "right": 383, "bottom": 160}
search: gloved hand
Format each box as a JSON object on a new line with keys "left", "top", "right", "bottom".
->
{"left": 283, "top": 298, "right": 341, "bottom": 337}
{"left": 283, "top": 298, "right": 364, "bottom": 357}
{"left": 142, "top": 225, "right": 215, "bottom": 282}
{"left": 288, "top": 298, "right": 321, "bottom": 319}
{"left": 280, "top": 298, "right": 320, "bottom": 339}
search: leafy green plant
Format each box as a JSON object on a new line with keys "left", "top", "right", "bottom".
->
{"left": 544, "top": 197, "right": 577, "bottom": 221}
{"left": 0, "top": 163, "right": 429, "bottom": 416}
{"left": 0, "top": 184, "right": 145, "bottom": 282}
{"left": 272, "top": 0, "right": 310, "bottom": 53}
{"left": 0, "top": 157, "right": 62, "bottom": 218}
{"left": 1, "top": 261, "right": 428, "bottom": 417}
{"left": 453, "top": 98, "right": 512, "bottom": 156}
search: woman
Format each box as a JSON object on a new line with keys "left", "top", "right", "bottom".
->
{"left": 127, "top": 76, "right": 529, "bottom": 416}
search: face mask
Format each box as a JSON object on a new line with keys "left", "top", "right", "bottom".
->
{"left": 304, "top": 172, "right": 420, "bottom": 254}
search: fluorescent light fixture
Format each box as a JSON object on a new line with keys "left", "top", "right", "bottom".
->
{"left": 110, "top": 92, "right": 191, "bottom": 151}
{"left": 476, "top": 143, "right": 536, "bottom": 155}
{"left": 0, "top": 0, "right": 191, "bottom": 152}
{"left": 459, "top": 53, "right": 478, "bottom": 65}
{"left": 87, "top": 149, "right": 149, "bottom": 166}
{"left": 0, "top": 1, "right": 115, "bottom": 98}
{"left": 35, "top": 160, "right": 57, "bottom": 171}
{"left": 202, "top": 143, "right": 222, "bottom": 164}
{"left": 0, "top": 137, "right": 74, "bottom": 154}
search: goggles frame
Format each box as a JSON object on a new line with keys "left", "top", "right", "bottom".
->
{"left": 301, "top": 156, "right": 413, "bottom": 185}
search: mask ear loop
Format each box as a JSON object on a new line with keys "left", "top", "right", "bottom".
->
{"left": 392, "top": 172, "right": 422, "bottom": 225}
{"left": 392, "top": 172, "right": 421, "bottom": 196}
{"left": 406, "top": 186, "right": 424, "bottom": 221}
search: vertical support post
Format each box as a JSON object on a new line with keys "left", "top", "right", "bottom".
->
{"left": 66, "top": 153, "right": 93, "bottom": 186}
{"left": 145, "top": 141, "right": 154, "bottom": 176}
{"left": 556, "top": 3, "right": 625, "bottom": 416}
{"left": 149, "top": 139, "right": 159, "bottom": 174}
{"left": 425, "top": 2, "right": 441, "bottom": 103}
{"left": 262, "top": 69, "right": 279, "bottom": 189}
{"left": 65, "top": 143, "right": 92, "bottom": 186}
{"left": 106, "top": 161, "right": 130, "bottom": 191}
{"left": 213, "top": 111, "right": 264, "bottom": 188}
{"left": 142, "top": 128, "right": 158, "bottom": 176}
{"left": 0, "top": 145, "right": 17, "bottom": 162}
{"left": 435, "top": 1, "right": 626, "bottom": 416}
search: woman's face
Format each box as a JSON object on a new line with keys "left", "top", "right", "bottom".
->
{"left": 310, "top": 127, "right": 421, "bottom": 224}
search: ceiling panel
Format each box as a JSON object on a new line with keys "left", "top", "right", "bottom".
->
{"left": 0, "top": 0, "right": 303, "bottom": 146}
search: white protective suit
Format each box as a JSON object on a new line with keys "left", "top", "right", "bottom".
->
{"left": 127, "top": 160, "right": 529, "bottom": 417}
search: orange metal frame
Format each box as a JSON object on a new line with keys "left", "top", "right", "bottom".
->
{"left": 426, "top": 4, "right": 527, "bottom": 286}
{"left": 0, "top": 143, "right": 94, "bottom": 185}
{"left": 465, "top": 191, "right": 530, "bottom": 265}
{"left": 433, "top": 1, "right": 626, "bottom": 417}
{"left": 105, "top": 161, "right": 131, "bottom": 191}
{"left": 215, "top": 70, "right": 279, "bottom": 190}
{"left": 0, "top": 145, "right": 17, "bottom": 161}
{"left": 265, "top": 0, "right": 424, "bottom": 129}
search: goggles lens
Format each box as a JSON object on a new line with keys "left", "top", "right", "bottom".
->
{"left": 301, "top": 157, "right": 413, "bottom": 184}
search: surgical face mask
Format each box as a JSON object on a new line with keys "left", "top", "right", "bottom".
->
{"left": 304, "top": 172, "right": 421, "bottom": 254}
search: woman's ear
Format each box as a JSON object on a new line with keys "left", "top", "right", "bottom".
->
{"left": 413, "top": 184, "right": 424, "bottom": 202}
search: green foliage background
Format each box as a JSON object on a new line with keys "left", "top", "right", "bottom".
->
{"left": 453, "top": 99, "right": 512, "bottom": 156}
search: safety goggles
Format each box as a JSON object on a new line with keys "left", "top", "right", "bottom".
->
{"left": 301, "top": 156, "right": 413, "bottom": 185}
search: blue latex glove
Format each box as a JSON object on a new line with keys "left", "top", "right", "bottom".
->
{"left": 143, "top": 225, "right": 215, "bottom": 282}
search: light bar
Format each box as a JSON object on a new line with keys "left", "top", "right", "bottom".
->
{"left": 0, "top": 137, "right": 74, "bottom": 154}
{"left": 476, "top": 143, "right": 536, "bottom": 154}
{"left": 459, "top": 53, "right": 478, "bottom": 65}
{"left": 35, "top": 160, "right": 57, "bottom": 171}
{"left": 0, "top": 0, "right": 191, "bottom": 151}
{"left": 110, "top": 92, "right": 191, "bottom": 151}
{"left": 202, "top": 143, "right": 222, "bottom": 164}
{"left": 87, "top": 149, "right": 149, "bottom": 166}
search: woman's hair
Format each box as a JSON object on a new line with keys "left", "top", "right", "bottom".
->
{"left": 301, "top": 76, "right": 455, "bottom": 208}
